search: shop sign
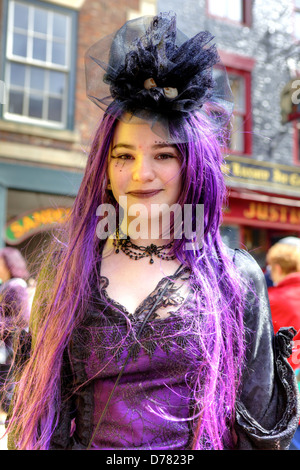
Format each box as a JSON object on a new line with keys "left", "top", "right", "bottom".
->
{"left": 243, "top": 202, "right": 300, "bottom": 225}
{"left": 225, "top": 197, "right": 300, "bottom": 230}
{"left": 223, "top": 155, "right": 300, "bottom": 195}
{"left": 5, "top": 207, "right": 71, "bottom": 245}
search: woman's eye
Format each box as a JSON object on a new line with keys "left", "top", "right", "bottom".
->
{"left": 110, "top": 154, "right": 133, "bottom": 161}
{"left": 156, "top": 153, "right": 176, "bottom": 160}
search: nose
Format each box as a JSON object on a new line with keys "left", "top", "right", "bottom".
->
{"left": 132, "top": 156, "right": 155, "bottom": 183}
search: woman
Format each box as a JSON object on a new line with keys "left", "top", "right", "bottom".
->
{"left": 5, "top": 12, "right": 299, "bottom": 450}
{"left": 0, "top": 248, "right": 29, "bottom": 412}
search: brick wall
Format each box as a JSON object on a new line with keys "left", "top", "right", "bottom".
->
{"left": 75, "top": 0, "right": 140, "bottom": 148}
{"left": 0, "top": 0, "right": 140, "bottom": 162}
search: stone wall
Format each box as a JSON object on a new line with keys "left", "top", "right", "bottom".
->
{"left": 158, "top": 0, "right": 299, "bottom": 166}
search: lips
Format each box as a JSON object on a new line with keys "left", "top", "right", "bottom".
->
{"left": 127, "top": 189, "right": 163, "bottom": 198}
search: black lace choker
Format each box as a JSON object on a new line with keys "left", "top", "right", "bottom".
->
{"left": 113, "top": 231, "right": 175, "bottom": 264}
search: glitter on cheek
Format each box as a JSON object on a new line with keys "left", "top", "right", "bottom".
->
{"left": 112, "top": 160, "right": 126, "bottom": 172}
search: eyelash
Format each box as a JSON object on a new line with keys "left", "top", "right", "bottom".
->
{"left": 156, "top": 153, "right": 176, "bottom": 160}
{"left": 110, "top": 154, "right": 132, "bottom": 161}
{"left": 110, "top": 153, "right": 176, "bottom": 161}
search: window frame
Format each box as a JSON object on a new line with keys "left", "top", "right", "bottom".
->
{"left": 1, "top": 0, "right": 78, "bottom": 130}
{"left": 294, "top": 0, "right": 300, "bottom": 42}
{"left": 293, "top": 122, "right": 300, "bottom": 165}
{"left": 219, "top": 51, "right": 254, "bottom": 156}
{"left": 206, "top": 0, "right": 252, "bottom": 27}
{"left": 226, "top": 67, "right": 252, "bottom": 155}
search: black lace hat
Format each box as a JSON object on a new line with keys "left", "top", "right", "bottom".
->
{"left": 85, "top": 11, "right": 234, "bottom": 142}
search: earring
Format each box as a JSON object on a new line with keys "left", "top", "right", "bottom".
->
{"left": 107, "top": 179, "right": 111, "bottom": 190}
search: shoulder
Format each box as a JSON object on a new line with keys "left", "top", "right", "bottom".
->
{"left": 268, "top": 274, "right": 300, "bottom": 296}
{"left": 228, "top": 248, "right": 271, "bottom": 330}
{"left": 212, "top": 246, "right": 270, "bottom": 326}
{"left": 268, "top": 285, "right": 280, "bottom": 298}
{"left": 227, "top": 248, "right": 265, "bottom": 284}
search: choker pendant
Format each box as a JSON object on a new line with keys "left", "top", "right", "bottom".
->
{"left": 113, "top": 237, "right": 175, "bottom": 264}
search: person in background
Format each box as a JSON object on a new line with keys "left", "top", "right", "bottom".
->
{"left": 267, "top": 237, "right": 300, "bottom": 353}
{"left": 0, "top": 248, "right": 30, "bottom": 412}
{"left": 266, "top": 237, "right": 300, "bottom": 450}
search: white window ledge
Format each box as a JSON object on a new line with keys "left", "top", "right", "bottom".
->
{"left": 0, "top": 120, "right": 80, "bottom": 143}
{"left": 43, "top": 0, "right": 85, "bottom": 10}
{"left": 0, "top": 141, "right": 86, "bottom": 169}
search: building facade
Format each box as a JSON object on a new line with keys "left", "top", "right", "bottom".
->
{"left": 0, "top": 0, "right": 299, "bottom": 274}
{"left": 157, "top": 0, "right": 300, "bottom": 267}
{"left": 0, "top": 0, "right": 156, "bottom": 275}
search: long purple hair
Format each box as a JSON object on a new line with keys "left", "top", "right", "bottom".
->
{"left": 5, "top": 110, "right": 247, "bottom": 450}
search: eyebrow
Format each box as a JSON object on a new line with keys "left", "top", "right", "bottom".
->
{"left": 153, "top": 143, "right": 178, "bottom": 149}
{"left": 112, "top": 143, "right": 135, "bottom": 151}
{"left": 112, "top": 142, "right": 178, "bottom": 151}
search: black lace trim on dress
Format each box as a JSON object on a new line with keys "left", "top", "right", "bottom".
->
{"left": 98, "top": 264, "right": 191, "bottom": 320}
{"left": 72, "top": 266, "right": 195, "bottom": 363}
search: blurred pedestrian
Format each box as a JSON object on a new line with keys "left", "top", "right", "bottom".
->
{"left": 267, "top": 237, "right": 300, "bottom": 354}
{"left": 0, "top": 248, "right": 30, "bottom": 412}
{"left": 266, "top": 237, "right": 300, "bottom": 450}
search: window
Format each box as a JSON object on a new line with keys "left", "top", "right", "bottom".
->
{"left": 226, "top": 69, "right": 252, "bottom": 155}
{"left": 3, "top": 0, "right": 76, "bottom": 128}
{"left": 295, "top": 0, "right": 300, "bottom": 41}
{"left": 216, "top": 53, "right": 254, "bottom": 155}
{"left": 207, "top": 0, "right": 251, "bottom": 26}
{"left": 295, "top": 124, "right": 300, "bottom": 164}
{"left": 211, "top": 58, "right": 253, "bottom": 155}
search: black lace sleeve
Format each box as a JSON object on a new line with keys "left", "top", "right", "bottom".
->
{"left": 232, "top": 249, "right": 300, "bottom": 450}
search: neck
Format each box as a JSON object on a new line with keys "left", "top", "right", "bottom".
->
{"left": 128, "top": 235, "right": 174, "bottom": 248}
{"left": 120, "top": 219, "right": 174, "bottom": 247}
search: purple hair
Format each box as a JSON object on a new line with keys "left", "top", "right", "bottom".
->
{"left": 5, "top": 110, "right": 247, "bottom": 450}
{"left": 0, "top": 248, "right": 29, "bottom": 280}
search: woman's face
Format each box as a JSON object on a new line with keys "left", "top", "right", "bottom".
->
{"left": 107, "top": 120, "right": 182, "bottom": 226}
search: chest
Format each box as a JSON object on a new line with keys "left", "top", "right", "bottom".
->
{"left": 100, "top": 249, "right": 184, "bottom": 316}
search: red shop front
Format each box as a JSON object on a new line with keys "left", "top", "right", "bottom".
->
{"left": 221, "top": 189, "right": 300, "bottom": 268}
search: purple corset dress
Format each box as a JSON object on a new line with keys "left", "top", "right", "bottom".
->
{"left": 69, "top": 268, "right": 197, "bottom": 450}
{"left": 7, "top": 249, "right": 300, "bottom": 450}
